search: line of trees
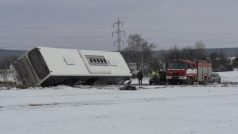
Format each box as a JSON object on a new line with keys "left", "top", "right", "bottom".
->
{"left": 164, "top": 45, "right": 234, "bottom": 72}
{"left": 0, "top": 56, "right": 18, "bottom": 69}
{"left": 209, "top": 50, "right": 233, "bottom": 71}
{"left": 120, "top": 34, "right": 237, "bottom": 74}
{"left": 232, "top": 55, "right": 238, "bottom": 69}
{"left": 0, "top": 56, "right": 18, "bottom": 83}
{"left": 163, "top": 41, "right": 207, "bottom": 61}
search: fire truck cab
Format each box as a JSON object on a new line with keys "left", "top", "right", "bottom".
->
{"left": 166, "top": 60, "right": 212, "bottom": 84}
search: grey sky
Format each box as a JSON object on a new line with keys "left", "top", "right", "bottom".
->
{"left": 0, "top": 0, "right": 238, "bottom": 50}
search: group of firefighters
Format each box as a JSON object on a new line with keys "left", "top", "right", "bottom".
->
{"left": 136, "top": 69, "right": 166, "bottom": 85}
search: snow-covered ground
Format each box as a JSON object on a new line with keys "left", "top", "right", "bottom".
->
{"left": 1, "top": 85, "right": 238, "bottom": 134}
{"left": 1, "top": 71, "right": 238, "bottom": 134}
{"left": 218, "top": 71, "right": 238, "bottom": 82}
{"left": 129, "top": 70, "right": 238, "bottom": 84}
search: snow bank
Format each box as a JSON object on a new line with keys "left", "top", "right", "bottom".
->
{"left": 0, "top": 74, "right": 15, "bottom": 82}
{"left": 218, "top": 71, "right": 238, "bottom": 82}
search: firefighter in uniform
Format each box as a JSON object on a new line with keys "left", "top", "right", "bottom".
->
{"left": 159, "top": 69, "right": 166, "bottom": 84}
{"left": 150, "top": 70, "right": 159, "bottom": 85}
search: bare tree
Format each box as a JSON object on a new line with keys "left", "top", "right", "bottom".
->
{"left": 194, "top": 40, "right": 205, "bottom": 49}
{"left": 194, "top": 40, "right": 207, "bottom": 60}
{"left": 180, "top": 47, "right": 196, "bottom": 60}
{"left": 121, "top": 34, "right": 156, "bottom": 73}
{"left": 163, "top": 46, "right": 181, "bottom": 61}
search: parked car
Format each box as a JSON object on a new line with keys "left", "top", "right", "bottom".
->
{"left": 210, "top": 72, "right": 221, "bottom": 83}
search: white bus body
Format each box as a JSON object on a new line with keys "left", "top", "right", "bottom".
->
{"left": 10, "top": 47, "right": 131, "bottom": 88}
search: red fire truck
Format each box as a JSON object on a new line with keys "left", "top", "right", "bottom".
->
{"left": 166, "top": 60, "right": 212, "bottom": 84}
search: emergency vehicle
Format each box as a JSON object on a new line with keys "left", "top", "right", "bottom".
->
{"left": 166, "top": 60, "right": 212, "bottom": 84}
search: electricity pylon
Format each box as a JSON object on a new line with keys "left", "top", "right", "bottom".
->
{"left": 112, "top": 18, "right": 125, "bottom": 51}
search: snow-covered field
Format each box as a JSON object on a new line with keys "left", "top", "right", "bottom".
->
{"left": 1, "top": 85, "right": 238, "bottom": 134}
{"left": 1, "top": 71, "right": 238, "bottom": 134}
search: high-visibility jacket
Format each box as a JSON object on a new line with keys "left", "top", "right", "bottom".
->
{"left": 151, "top": 71, "right": 156, "bottom": 76}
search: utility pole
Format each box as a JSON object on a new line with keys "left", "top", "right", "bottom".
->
{"left": 140, "top": 38, "right": 145, "bottom": 74}
{"left": 112, "top": 18, "right": 125, "bottom": 51}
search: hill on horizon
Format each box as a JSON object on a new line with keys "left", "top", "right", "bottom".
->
{"left": 205, "top": 48, "right": 238, "bottom": 57}
{"left": 0, "top": 47, "right": 237, "bottom": 58}
{"left": 156, "top": 47, "right": 238, "bottom": 58}
{"left": 0, "top": 49, "right": 25, "bottom": 57}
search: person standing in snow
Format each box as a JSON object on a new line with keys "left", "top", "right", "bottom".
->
{"left": 137, "top": 70, "right": 143, "bottom": 85}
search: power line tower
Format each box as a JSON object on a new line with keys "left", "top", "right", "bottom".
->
{"left": 112, "top": 18, "right": 125, "bottom": 51}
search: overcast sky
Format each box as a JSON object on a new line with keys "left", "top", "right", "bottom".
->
{"left": 0, "top": 0, "right": 238, "bottom": 51}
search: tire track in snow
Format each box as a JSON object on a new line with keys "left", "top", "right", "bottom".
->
{"left": 1, "top": 92, "right": 238, "bottom": 111}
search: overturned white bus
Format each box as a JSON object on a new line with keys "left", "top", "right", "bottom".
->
{"left": 10, "top": 47, "right": 132, "bottom": 88}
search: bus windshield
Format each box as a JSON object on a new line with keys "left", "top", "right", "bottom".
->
{"left": 28, "top": 48, "right": 50, "bottom": 79}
